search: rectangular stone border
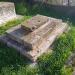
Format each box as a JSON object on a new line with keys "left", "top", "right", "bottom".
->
{"left": 0, "top": 22, "right": 69, "bottom": 62}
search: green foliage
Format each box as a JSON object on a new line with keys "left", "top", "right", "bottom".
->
{"left": 0, "top": 42, "right": 30, "bottom": 75}
{"left": 15, "top": 3, "right": 29, "bottom": 15}
{"left": 0, "top": 42, "right": 39, "bottom": 75}
{"left": 60, "top": 66, "right": 73, "bottom": 75}
{"left": 0, "top": 16, "right": 30, "bottom": 35}
{"left": 38, "top": 32, "right": 74, "bottom": 75}
{"left": 68, "top": 27, "right": 75, "bottom": 48}
{"left": 0, "top": 2, "right": 75, "bottom": 75}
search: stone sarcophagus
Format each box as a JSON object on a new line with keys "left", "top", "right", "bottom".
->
{"left": 0, "top": 15, "right": 69, "bottom": 62}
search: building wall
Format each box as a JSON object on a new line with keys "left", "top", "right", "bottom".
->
{"left": 70, "top": 0, "right": 75, "bottom": 6}
{"left": 35, "top": 0, "right": 75, "bottom": 6}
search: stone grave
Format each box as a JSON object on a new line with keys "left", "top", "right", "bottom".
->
{"left": 0, "top": 14, "right": 69, "bottom": 62}
{"left": 0, "top": 2, "right": 22, "bottom": 26}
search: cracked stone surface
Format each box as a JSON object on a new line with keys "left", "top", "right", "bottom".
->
{"left": 0, "top": 15, "right": 69, "bottom": 62}
{"left": 6, "top": 16, "right": 62, "bottom": 50}
{"left": 21, "top": 15, "right": 49, "bottom": 31}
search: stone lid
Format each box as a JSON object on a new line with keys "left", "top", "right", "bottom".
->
{"left": 21, "top": 14, "right": 49, "bottom": 31}
{"left": 0, "top": 2, "right": 14, "bottom": 7}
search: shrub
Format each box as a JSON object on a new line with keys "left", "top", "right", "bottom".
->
{"left": 60, "top": 66, "right": 73, "bottom": 75}
{"left": 15, "top": 3, "right": 28, "bottom": 15}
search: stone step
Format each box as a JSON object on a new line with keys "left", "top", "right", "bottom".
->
{"left": 6, "top": 18, "right": 62, "bottom": 50}
{"left": 0, "top": 22, "right": 69, "bottom": 62}
{"left": 21, "top": 14, "right": 49, "bottom": 31}
{"left": 28, "top": 23, "right": 69, "bottom": 61}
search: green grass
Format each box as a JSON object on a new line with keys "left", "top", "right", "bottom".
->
{"left": 38, "top": 31, "right": 75, "bottom": 75}
{"left": 0, "top": 16, "right": 31, "bottom": 35}
{"left": 0, "top": 2, "right": 75, "bottom": 75}
{"left": 0, "top": 42, "right": 30, "bottom": 74}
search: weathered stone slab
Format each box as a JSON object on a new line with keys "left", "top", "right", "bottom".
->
{"left": 21, "top": 14, "right": 49, "bottom": 31}
{"left": 0, "top": 2, "right": 16, "bottom": 17}
{"left": 0, "top": 15, "right": 69, "bottom": 62}
{"left": 0, "top": 22, "right": 68, "bottom": 62}
{"left": 0, "top": 2, "right": 23, "bottom": 26}
{"left": 6, "top": 17, "right": 62, "bottom": 50}
{"left": 0, "top": 2, "right": 16, "bottom": 25}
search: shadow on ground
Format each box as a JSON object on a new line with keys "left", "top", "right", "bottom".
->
{"left": 0, "top": 42, "right": 31, "bottom": 73}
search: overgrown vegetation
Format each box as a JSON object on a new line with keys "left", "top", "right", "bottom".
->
{"left": 38, "top": 31, "right": 75, "bottom": 75}
{"left": 0, "top": 1, "right": 75, "bottom": 75}
{"left": 0, "top": 16, "right": 31, "bottom": 35}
